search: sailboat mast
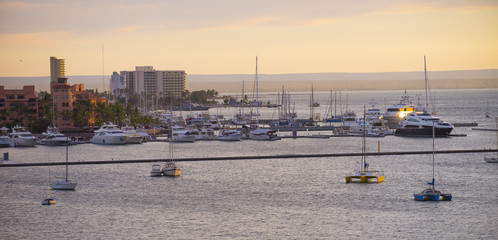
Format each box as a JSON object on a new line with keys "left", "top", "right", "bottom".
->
{"left": 432, "top": 122, "right": 436, "bottom": 189}
{"left": 255, "top": 56, "right": 260, "bottom": 119}
{"left": 495, "top": 117, "right": 498, "bottom": 158}
{"left": 363, "top": 105, "right": 366, "bottom": 171}
{"left": 424, "top": 56, "right": 429, "bottom": 112}
{"left": 65, "top": 143, "right": 69, "bottom": 182}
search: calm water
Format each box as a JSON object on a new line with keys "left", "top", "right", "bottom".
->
{"left": 1, "top": 89, "right": 497, "bottom": 239}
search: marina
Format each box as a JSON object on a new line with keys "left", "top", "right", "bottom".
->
{"left": 1, "top": 89, "right": 497, "bottom": 239}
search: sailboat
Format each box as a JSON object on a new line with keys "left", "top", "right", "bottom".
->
{"left": 345, "top": 106, "right": 384, "bottom": 183}
{"left": 51, "top": 143, "right": 77, "bottom": 190}
{"left": 162, "top": 99, "right": 181, "bottom": 177}
{"left": 162, "top": 132, "right": 181, "bottom": 176}
{"left": 413, "top": 123, "right": 452, "bottom": 201}
{"left": 484, "top": 117, "right": 498, "bottom": 163}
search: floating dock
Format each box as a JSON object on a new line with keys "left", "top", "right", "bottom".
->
{"left": 1, "top": 149, "right": 495, "bottom": 167}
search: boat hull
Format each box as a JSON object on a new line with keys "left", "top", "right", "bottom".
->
{"left": 484, "top": 157, "right": 498, "bottom": 163}
{"left": 171, "top": 135, "right": 195, "bottom": 142}
{"left": 12, "top": 138, "right": 36, "bottom": 147}
{"left": 414, "top": 193, "right": 440, "bottom": 201}
{"left": 41, "top": 139, "right": 71, "bottom": 146}
{"left": 91, "top": 135, "right": 127, "bottom": 145}
{"left": 51, "top": 180, "right": 77, "bottom": 190}
{"left": 218, "top": 134, "right": 242, "bottom": 141}
{"left": 395, "top": 127, "right": 453, "bottom": 137}
{"left": 163, "top": 168, "right": 181, "bottom": 177}
{"left": 42, "top": 198, "right": 56, "bottom": 205}
{"left": 126, "top": 135, "right": 143, "bottom": 144}
{"left": 345, "top": 171, "right": 384, "bottom": 183}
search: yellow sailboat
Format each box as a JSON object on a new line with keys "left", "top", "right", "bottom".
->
{"left": 345, "top": 106, "right": 384, "bottom": 183}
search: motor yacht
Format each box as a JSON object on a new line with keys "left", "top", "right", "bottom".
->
{"left": 150, "top": 164, "right": 163, "bottom": 177}
{"left": 249, "top": 127, "right": 279, "bottom": 141}
{"left": 190, "top": 126, "right": 217, "bottom": 140}
{"left": 40, "top": 126, "right": 71, "bottom": 146}
{"left": 342, "top": 111, "right": 357, "bottom": 127}
{"left": 218, "top": 129, "right": 243, "bottom": 141}
{"left": 383, "top": 91, "right": 421, "bottom": 129}
{"left": 9, "top": 125, "right": 36, "bottom": 147}
{"left": 121, "top": 125, "right": 144, "bottom": 144}
{"left": 170, "top": 126, "right": 195, "bottom": 142}
{"left": 91, "top": 123, "right": 128, "bottom": 145}
{"left": 395, "top": 111, "right": 453, "bottom": 137}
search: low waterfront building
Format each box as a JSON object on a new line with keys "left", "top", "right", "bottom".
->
{"left": 0, "top": 85, "right": 39, "bottom": 126}
{"left": 51, "top": 77, "right": 107, "bottom": 129}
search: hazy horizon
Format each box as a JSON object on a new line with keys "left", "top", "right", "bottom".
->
{"left": 1, "top": 69, "right": 496, "bottom": 93}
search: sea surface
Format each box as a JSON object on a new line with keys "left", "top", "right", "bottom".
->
{"left": 1, "top": 89, "right": 497, "bottom": 239}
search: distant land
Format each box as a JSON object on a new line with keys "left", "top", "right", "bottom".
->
{"left": 1, "top": 69, "right": 497, "bottom": 93}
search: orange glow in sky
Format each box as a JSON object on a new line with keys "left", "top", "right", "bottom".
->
{"left": 0, "top": 1, "right": 497, "bottom": 77}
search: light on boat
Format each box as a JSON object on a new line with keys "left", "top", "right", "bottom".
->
{"left": 398, "top": 111, "right": 411, "bottom": 118}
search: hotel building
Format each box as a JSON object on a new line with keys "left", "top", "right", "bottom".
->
{"left": 112, "top": 66, "right": 186, "bottom": 99}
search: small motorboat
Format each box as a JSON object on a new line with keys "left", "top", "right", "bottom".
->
{"left": 42, "top": 197, "right": 56, "bottom": 205}
{"left": 150, "top": 164, "right": 163, "bottom": 177}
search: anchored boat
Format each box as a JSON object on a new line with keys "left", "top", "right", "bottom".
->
{"left": 345, "top": 106, "right": 384, "bottom": 183}
{"left": 413, "top": 122, "right": 452, "bottom": 201}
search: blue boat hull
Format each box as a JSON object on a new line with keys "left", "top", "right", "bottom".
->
{"left": 414, "top": 193, "right": 440, "bottom": 201}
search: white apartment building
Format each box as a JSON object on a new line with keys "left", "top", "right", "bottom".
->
{"left": 111, "top": 66, "right": 186, "bottom": 98}
{"left": 110, "top": 72, "right": 125, "bottom": 98}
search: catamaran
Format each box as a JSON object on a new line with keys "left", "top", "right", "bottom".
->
{"left": 345, "top": 106, "right": 384, "bottom": 183}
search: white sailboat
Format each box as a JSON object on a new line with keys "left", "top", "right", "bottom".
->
{"left": 160, "top": 97, "right": 181, "bottom": 177}
{"left": 345, "top": 106, "right": 384, "bottom": 183}
{"left": 163, "top": 126, "right": 181, "bottom": 177}
{"left": 51, "top": 143, "right": 77, "bottom": 190}
{"left": 484, "top": 117, "right": 498, "bottom": 163}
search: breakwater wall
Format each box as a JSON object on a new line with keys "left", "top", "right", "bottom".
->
{"left": 1, "top": 149, "right": 495, "bottom": 167}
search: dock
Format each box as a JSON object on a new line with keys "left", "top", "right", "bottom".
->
{"left": 471, "top": 128, "right": 498, "bottom": 131}
{"left": 453, "top": 122, "right": 478, "bottom": 127}
{"left": 1, "top": 148, "right": 495, "bottom": 167}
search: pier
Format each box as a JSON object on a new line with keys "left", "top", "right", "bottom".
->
{"left": 1, "top": 148, "right": 495, "bottom": 167}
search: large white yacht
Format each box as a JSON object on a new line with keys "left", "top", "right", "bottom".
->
{"left": 383, "top": 91, "right": 421, "bottom": 129}
{"left": 40, "top": 126, "right": 71, "bottom": 146}
{"left": 9, "top": 125, "right": 36, "bottom": 147}
{"left": 395, "top": 111, "right": 453, "bottom": 137}
{"left": 91, "top": 123, "right": 128, "bottom": 145}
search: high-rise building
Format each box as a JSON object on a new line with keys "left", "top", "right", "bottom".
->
{"left": 50, "top": 57, "right": 65, "bottom": 84}
{"left": 113, "top": 66, "right": 186, "bottom": 99}
{"left": 48, "top": 57, "right": 107, "bottom": 129}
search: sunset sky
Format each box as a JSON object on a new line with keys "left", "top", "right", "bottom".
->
{"left": 0, "top": 0, "right": 497, "bottom": 77}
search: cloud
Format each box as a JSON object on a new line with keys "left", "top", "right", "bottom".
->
{"left": 0, "top": 0, "right": 53, "bottom": 9}
{"left": 0, "top": 31, "right": 87, "bottom": 47}
{"left": 1, "top": 0, "right": 498, "bottom": 35}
